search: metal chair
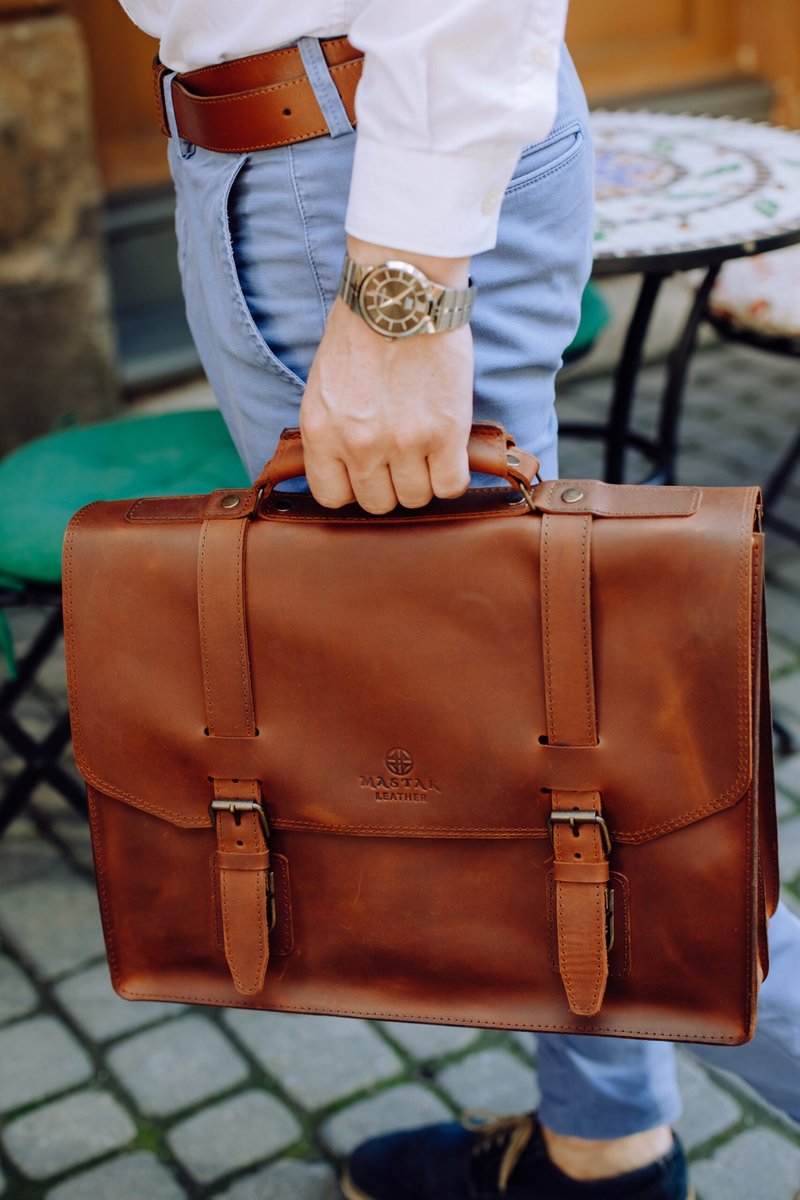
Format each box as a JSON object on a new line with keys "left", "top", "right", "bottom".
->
{"left": 0, "top": 408, "right": 248, "bottom": 836}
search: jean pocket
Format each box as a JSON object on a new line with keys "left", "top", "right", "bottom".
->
{"left": 222, "top": 154, "right": 308, "bottom": 389}
{"left": 506, "top": 120, "right": 585, "bottom": 195}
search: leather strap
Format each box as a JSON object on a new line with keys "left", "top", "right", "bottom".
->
{"left": 540, "top": 513, "right": 610, "bottom": 1018}
{"left": 197, "top": 517, "right": 256, "bottom": 738}
{"left": 541, "top": 513, "right": 597, "bottom": 747}
{"left": 154, "top": 37, "right": 363, "bottom": 153}
{"left": 198, "top": 519, "right": 277, "bottom": 994}
{"left": 212, "top": 779, "right": 271, "bottom": 995}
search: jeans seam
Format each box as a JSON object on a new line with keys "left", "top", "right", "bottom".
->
{"left": 288, "top": 145, "right": 331, "bottom": 326}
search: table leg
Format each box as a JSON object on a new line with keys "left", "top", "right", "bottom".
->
{"left": 604, "top": 274, "right": 665, "bottom": 483}
{"left": 651, "top": 262, "right": 721, "bottom": 485}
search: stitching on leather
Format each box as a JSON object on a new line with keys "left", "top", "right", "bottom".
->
{"left": 579, "top": 516, "right": 596, "bottom": 745}
{"left": 273, "top": 853, "right": 294, "bottom": 956}
{"left": 233, "top": 521, "right": 255, "bottom": 734}
{"left": 547, "top": 871, "right": 630, "bottom": 979}
{"left": 541, "top": 515, "right": 557, "bottom": 743}
{"left": 220, "top": 864, "right": 267, "bottom": 993}
{"left": 540, "top": 480, "right": 700, "bottom": 517}
{"left": 87, "top": 792, "right": 121, "bottom": 984}
{"left": 108, "top": 984, "right": 747, "bottom": 1042}
{"left": 209, "top": 854, "right": 225, "bottom": 951}
{"left": 180, "top": 44, "right": 308, "bottom": 80}
{"left": 198, "top": 520, "right": 216, "bottom": 734}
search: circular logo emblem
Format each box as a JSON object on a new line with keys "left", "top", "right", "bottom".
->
{"left": 385, "top": 748, "right": 414, "bottom": 776}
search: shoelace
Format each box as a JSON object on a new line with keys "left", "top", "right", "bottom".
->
{"left": 462, "top": 1111, "right": 537, "bottom": 1194}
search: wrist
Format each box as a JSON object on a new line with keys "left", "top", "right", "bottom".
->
{"left": 346, "top": 235, "right": 471, "bottom": 289}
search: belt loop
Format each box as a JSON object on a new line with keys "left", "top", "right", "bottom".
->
{"left": 297, "top": 37, "right": 355, "bottom": 139}
{"left": 161, "top": 68, "right": 196, "bottom": 159}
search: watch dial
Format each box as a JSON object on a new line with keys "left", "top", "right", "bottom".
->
{"left": 358, "top": 266, "right": 431, "bottom": 336}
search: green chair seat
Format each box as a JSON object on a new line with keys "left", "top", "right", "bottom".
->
{"left": 0, "top": 409, "right": 248, "bottom": 586}
{"left": 563, "top": 281, "right": 610, "bottom": 364}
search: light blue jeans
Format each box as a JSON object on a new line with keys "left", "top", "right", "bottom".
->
{"left": 165, "top": 39, "right": 800, "bottom": 1138}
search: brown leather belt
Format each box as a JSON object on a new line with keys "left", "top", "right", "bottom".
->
{"left": 154, "top": 37, "right": 363, "bottom": 153}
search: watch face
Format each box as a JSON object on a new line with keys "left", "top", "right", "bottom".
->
{"left": 358, "top": 264, "right": 431, "bottom": 337}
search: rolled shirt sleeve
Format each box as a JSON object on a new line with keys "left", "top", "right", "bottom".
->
{"left": 346, "top": 0, "right": 569, "bottom": 256}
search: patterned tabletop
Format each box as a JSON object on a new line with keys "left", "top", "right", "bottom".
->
{"left": 591, "top": 110, "right": 800, "bottom": 273}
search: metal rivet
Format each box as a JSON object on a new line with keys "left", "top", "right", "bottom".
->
{"left": 220, "top": 494, "right": 241, "bottom": 510}
{"left": 506, "top": 452, "right": 521, "bottom": 467}
{"left": 273, "top": 498, "right": 294, "bottom": 513}
{"left": 561, "top": 487, "right": 585, "bottom": 504}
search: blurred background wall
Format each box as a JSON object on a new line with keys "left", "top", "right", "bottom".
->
{"left": 1, "top": 0, "right": 799, "bottom": 451}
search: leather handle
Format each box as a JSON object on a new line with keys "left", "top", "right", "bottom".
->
{"left": 252, "top": 424, "right": 540, "bottom": 499}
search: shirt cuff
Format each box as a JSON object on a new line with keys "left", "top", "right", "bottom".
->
{"left": 345, "top": 134, "right": 523, "bottom": 258}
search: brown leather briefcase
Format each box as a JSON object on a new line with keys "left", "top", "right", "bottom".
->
{"left": 63, "top": 424, "right": 778, "bottom": 1044}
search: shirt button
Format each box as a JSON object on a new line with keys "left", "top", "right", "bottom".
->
{"left": 481, "top": 187, "right": 502, "bottom": 215}
{"left": 532, "top": 41, "right": 554, "bottom": 67}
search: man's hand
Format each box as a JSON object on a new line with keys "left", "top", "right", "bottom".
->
{"left": 300, "top": 239, "right": 474, "bottom": 514}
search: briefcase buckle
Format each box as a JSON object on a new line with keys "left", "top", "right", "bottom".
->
{"left": 547, "top": 810, "right": 612, "bottom": 856}
{"left": 210, "top": 798, "right": 270, "bottom": 838}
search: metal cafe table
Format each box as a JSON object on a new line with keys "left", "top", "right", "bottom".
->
{"left": 565, "top": 109, "right": 800, "bottom": 484}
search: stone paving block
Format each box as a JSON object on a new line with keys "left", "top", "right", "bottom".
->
{"left": 0, "top": 823, "right": 62, "bottom": 891}
{"left": 107, "top": 1014, "right": 249, "bottom": 1117}
{"left": 0, "top": 954, "right": 37, "bottom": 1024}
{"left": 45, "top": 1151, "right": 187, "bottom": 1200}
{"left": 379, "top": 1021, "right": 479, "bottom": 1061}
{"left": 223, "top": 1010, "right": 402, "bottom": 1110}
{"left": 3, "top": 1090, "right": 135, "bottom": 1181}
{"left": 673, "top": 1054, "right": 741, "bottom": 1151}
{"left": 762, "top": 589, "right": 800, "bottom": 646}
{"left": 770, "top": 553, "right": 800, "bottom": 593}
{"left": 0, "top": 868, "right": 105, "bottom": 979}
{"left": 771, "top": 673, "right": 800, "bottom": 719}
{"left": 777, "top": 752, "right": 800, "bottom": 799}
{"left": 777, "top": 791, "right": 798, "bottom": 820}
{"left": 691, "top": 1128, "right": 800, "bottom": 1200}
{"left": 167, "top": 1089, "right": 300, "bottom": 1185}
{"left": 54, "top": 963, "right": 185, "bottom": 1042}
{"left": 0, "top": 1014, "right": 93, "bottom": 1114}
{"left": 778, "top": 815, "right": 800, "bottom": 883}
{"left": 50, "top": 812, "right": 92, "bottom": 855}
{"left": 767, "top": 638, "right": 798, "bottom": 674}
{"left": 319, "top": 1083, "right": 452, "bottom": 1156}
{"left": 213, "top": 1159, "right": 339, "bottom": 1200}
{"left": 437, "top": 1048, "right": 540, "bottom": 1115}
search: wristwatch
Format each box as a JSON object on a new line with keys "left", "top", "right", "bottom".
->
{"left": 338, "top": 255, "right": 476, "bottom": 339}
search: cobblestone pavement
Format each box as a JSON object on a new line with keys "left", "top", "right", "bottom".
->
{"left": 1, "top": 342, "right": 800, "bottom": 1199}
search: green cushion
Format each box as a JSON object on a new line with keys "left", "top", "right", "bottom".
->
{"left": 563, "top": 281, "right": 610, "bottom": 362}
{"left": 0, "top": 409, "right": 248, "bottom": 585}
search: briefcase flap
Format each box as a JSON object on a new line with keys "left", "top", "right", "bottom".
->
{"left": 63, "top": 482, "right": 761, "bottom": 846}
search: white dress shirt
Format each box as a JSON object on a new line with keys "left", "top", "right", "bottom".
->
{"left": 120, "top": 0, "right": 569, "bottom": 256}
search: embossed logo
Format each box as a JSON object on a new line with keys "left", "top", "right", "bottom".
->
{"left": 385, "top": 748, "right": 414, "bottom": 776}
{"left": 359, "top": 748, "right": 441, "bottom": 804}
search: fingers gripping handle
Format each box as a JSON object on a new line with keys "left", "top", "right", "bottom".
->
{"left": 252, "top": 424, "right": 540, "bottom": 501}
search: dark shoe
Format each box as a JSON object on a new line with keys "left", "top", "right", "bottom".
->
{"left": 340, "top": 1113, "right": 695, "bottom": 1200}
